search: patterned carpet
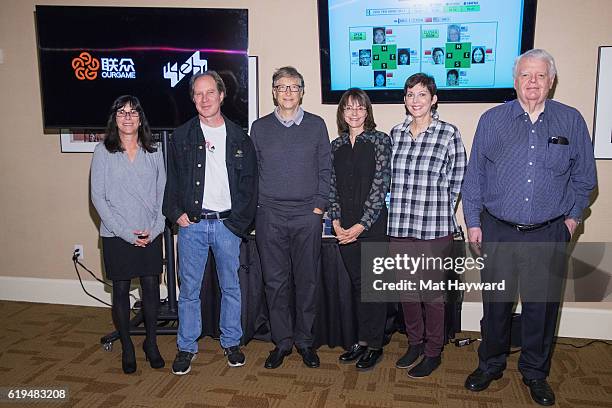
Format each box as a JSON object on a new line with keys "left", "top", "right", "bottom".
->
{"left": 0, "top": 300, "right": 611, "bottom": 407}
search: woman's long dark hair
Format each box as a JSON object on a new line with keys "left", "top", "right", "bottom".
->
{"left": 103, "top": 95, "right": 156, "bottom": 153}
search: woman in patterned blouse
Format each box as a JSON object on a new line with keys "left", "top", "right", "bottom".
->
{"left": 328, "top": 88, "right": 392, "bottom": 371}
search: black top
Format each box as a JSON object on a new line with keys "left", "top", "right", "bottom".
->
{"left": 329, "top": 130, "right": 392, "bottom": 238}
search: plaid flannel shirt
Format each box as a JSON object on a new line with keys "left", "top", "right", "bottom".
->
{"left": 388, "top": 112, "right": 467, "bottom": 239}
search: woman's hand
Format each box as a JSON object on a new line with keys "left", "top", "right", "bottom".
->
{"left": 133, "top": 230, "right": 150, "bottom": 247}
{"left": 332, "top": 219, "right": 346, "bottom": 238}
{"left": 337, "top": 223, "right": 365, "bottom": 245}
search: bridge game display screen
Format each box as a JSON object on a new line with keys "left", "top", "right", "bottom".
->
{"left": 318, "top": 0, "right": 537, "bottom": 103}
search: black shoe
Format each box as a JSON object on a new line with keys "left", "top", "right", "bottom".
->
{"left": 297, "top": 347, "right": 320, "bottom": 368}
{"left": 356, "top": 348, "right": 383, "bottom": 371}
{"left": 264, "top": 348, "right": 291, "bottom": 369}
{"left": 339, "top": 344, "right": 367, "bottom": 363}
{"left": 407, "top": 355, "right": 441, "bottom": 378}
{"left": 523, "top": 378, "right": 555, "bottom": 406}
{"left": 395, "top": 343, "right": 424, "bottom": 369}
{"left": 143, "top": 340, "right": 165, "bottom": 369}
{"left": 224, "top": 346, "right": 246, "bottom": 367}
{"left": 121, "top": 345, "right": 137, "bottom": 374}
{"left": 464, "top": 368, "right": 503, "bottom": 392}
{"left": 172, "top": 350, "right": 196, "bottom": 375}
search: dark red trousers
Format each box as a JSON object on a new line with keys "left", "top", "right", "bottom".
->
{"left": 389, "top": 234, "right": 453, "bottom": 357}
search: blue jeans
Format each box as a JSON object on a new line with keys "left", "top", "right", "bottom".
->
{"left": 177, "top": 219, "right": 242, "bottom": 352}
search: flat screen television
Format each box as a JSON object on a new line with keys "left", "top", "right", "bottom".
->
{"left": 35, "top": 6, "right": 248, "bottom": 130}
{"left": 318, "top": 0, "right": 537, "bottom": 104}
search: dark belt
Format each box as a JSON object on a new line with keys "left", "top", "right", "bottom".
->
{"left": 485, "top": 209, "right": 563, "bottom": 232}
{"left": 201, "top": 210, "right": 231, "bottom": 220}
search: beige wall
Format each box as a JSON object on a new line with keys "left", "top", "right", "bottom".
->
{"left": 0, "top": 0, "right": 611, "bottom": 284}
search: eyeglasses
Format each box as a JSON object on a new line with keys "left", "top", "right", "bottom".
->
{"left": 117, "top": 109, "right": 140, "bottom": 118}
{"left": 273, "top": 84, "right": 302, "bottom": 93}
{"left": 343, "top": 106, "right": 367, "bottom": 113}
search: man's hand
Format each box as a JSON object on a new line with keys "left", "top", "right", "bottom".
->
{"left": 564, "top": 218, "right": 578, "bottom": 238}
{"left": 177, "top": 213, "right": 194, "bottom": 228}
{"left": 467, "top": 227, "right": 482, "bottom": 256}
{"left": 313, "top": 208, "right": 324, "bottom": 215}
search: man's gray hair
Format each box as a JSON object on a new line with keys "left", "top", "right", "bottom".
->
{"left": 189, "top": 70, "right": 227, "bottom": 99}
{"left": 272, "top": 66, "right": 305, "bottom": 88}
{"left": 512, "top": 49, "right": 557, "bottom": 79}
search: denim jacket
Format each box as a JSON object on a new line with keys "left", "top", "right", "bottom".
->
{"left": 163, "top": 115, "right": 258, "bottom": 238}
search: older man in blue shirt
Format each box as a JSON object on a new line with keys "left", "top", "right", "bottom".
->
{"left": 461, "top": 49, "right": 596, "bottom": 406}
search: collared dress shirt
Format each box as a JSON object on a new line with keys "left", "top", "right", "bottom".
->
{"left": 462, "top": 99, "right": 597, "bottom": 227}
{"left": 274, "top": 106, "right": 304, "bottom": 127}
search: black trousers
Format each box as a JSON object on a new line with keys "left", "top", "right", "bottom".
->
{"left": 255, "top": 205, "right": 322, "bottom": 350}
{"left": 477, "top": 211, "right": 570, "bottom": 380}
{"left": 339, "top": 238, "right": 388, "bottom": 349}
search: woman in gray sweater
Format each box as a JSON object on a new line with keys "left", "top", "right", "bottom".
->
{"left": 91, "top": 95, "right": 166, "bottom": 374}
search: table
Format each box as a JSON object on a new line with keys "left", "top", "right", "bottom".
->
{"left": 199, "top": 237, "right": 461, "bottom": 349}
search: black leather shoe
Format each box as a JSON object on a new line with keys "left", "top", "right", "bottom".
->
{"left": 297, "top": 347, "right": 320, "bottom": 368}
{"left": 465, "top": 368, "right": 503, "bottom": 392}
{"left": 356, "top": 348, "right": 383, "bottom": 371}
{"left": 264, "top": 348, "right": 291, "bottom": 369}
{"left": 407, "top": 355, "right": 441, "bottom": 378}
{"left": 339, "top": 344, "right": 367, "bottom": 363}
{"left": 523, "top": 378, "right": 555, "bottom": 406}
{"left": 395, "top": 343, "right": 424, "bottom": 369}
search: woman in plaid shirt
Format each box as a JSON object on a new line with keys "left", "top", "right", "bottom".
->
{"left": 389, "top": 73, "right": 467, "bottom": 378}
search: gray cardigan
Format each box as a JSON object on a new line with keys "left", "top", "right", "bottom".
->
{"left": 91, "top": 143, "right": 166, "bottom": 244}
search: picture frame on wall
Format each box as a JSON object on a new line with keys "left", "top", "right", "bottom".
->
{"left": 593, "top": 46, "right": 612, "bottom": 159}
{"left": 60, "top": 129, "right": 105, "bottom": 153}
{"left": 248, "top": 55, "right": 259, "bottom": 132}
